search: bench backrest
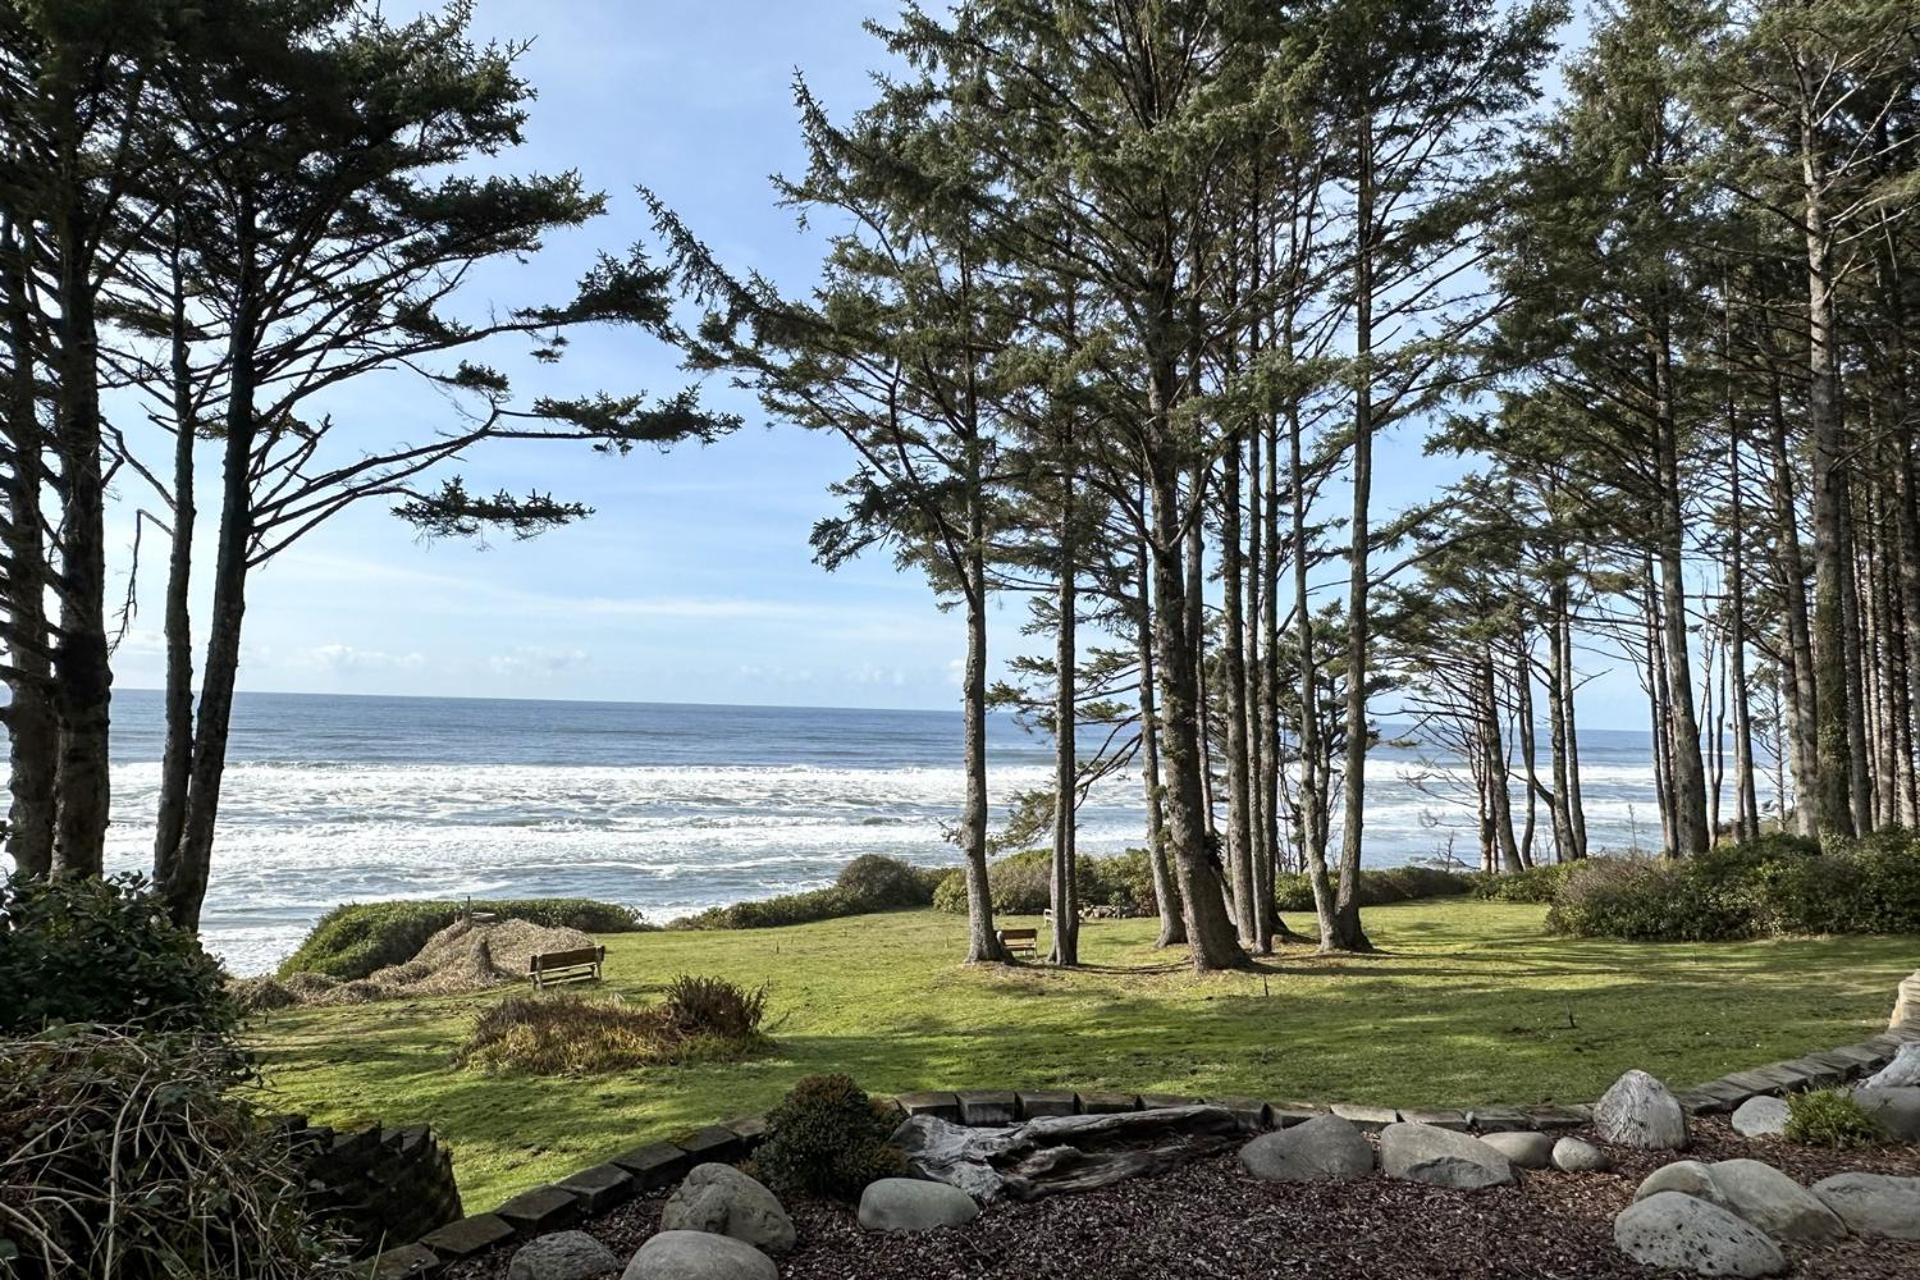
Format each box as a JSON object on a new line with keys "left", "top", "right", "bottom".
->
{"left": 530, "top": 945, "right": 604, "bottom": 973}
{"left": 999, "top": 928, "right": 1038, "bottom": 943}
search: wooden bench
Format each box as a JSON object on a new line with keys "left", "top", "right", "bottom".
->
{"left": 997, "top": 927, "right": 1038, "bottom": 958}
{"left": 529, "top": 945, "right": 605, "bottom": 989}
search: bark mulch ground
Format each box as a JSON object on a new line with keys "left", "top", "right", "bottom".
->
{"left": 446, "top": 1117, "right": 1920, "bottom": 1280}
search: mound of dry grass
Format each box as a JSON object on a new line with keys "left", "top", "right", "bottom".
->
{"left": 454, "top": 976, "right": 770, "bottom": 1076}
{"left": 244, "top": 918, "right": 599, "bottom": 1009}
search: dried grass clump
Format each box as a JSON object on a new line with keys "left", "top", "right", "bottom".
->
{"left": 255, "top": 919, "right": 601, "bottom": 1009}
{"left": 455, "top": 976, "right": 770, "bottom": 1077}
{"left": 0, "top": 1026, "right": 353, "bottom": 1279}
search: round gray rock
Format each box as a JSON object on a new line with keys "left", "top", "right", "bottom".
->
{"left": 622, "top": 1231, "right": 776, "bottom": 1280}
{"left": 1478, "top": 1130, "right": 1553, "bottom": 1170}
{"left": 660, "top": 1165, "right": 795, "bottom": 1258}
{"left": 1854, "top": 1086, "right": 1920, "bottom": 1141}
{"left": 1812, "top": 1172, "right": 1920, "bottom": 1239}
{"left": 1379, "top": 1122, "right": 1514, "bottom": 1190}
{"left": 1730, "top": 1096, "right": 1790, "bottom": 1140}
{"left": 510, "top": 1231, "right": 621, "bottom": 1280}
{"left": 1595, "top": 1068, "right": 1689, "bottom": 1150}
{"left": 1636, "top": 1159, "right": 1728, "bottom": 1208}
{"left": 857, "top": 1178, "right": 979, "bottom": 1232}
{"left": 1706, "top": 1159, "right": 1846, "bottom": 1245}
{"left": 1551, "top": 1137, "right": 1611, "bottom": 1173}
{"left": 1613, "top": 1191, "right": 1786, "bottom": 1277}
{"left": 1239, "top": 1113, "right": 1374, "bottom": 1182}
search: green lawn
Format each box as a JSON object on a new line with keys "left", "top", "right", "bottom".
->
{"left": 249, "top": 899, "right": 1917, "bottom": 1211}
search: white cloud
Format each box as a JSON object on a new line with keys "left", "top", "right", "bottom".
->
{"left": 487, "top": 646, "right": 591, "bottom": 677}
{"left": 290, "top": 643, "right": 426, "bottom": 673}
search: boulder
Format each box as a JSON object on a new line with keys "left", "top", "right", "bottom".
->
{"left": 1612, "top": 1191, "right": 1787, "bottom": 1277}
{"left": 1854, "top": 1087, "right": 1920, "bottom": 1141}
{"left": 1478, "top": 1130, "right": 1553, "bottom": 1170}
{"left": 857, "top": 1178, "right": 980, "bottom": 1232}
{"left": 659, "top": 1165, "right": 795, "bottom": 1258}
{"left": 895, "top": 1106, "right": 1242, "bottom": 1202}
{"left": 1551, "top": 1136, "right": 1610, "bottom": 1172}
{"left": 1239, "top": 1114, "right": 1374, "bottom": 1183}
{"left": 1862, "top": 1042, "right": 1920, "bottom": 1090}
{"left": 1705, "top": 1160, "right": 1846, "bottom": 1245}
{"left": 1730, "top": 1096, "right": 1790, "bottom": 1140}
{"left": 1636, "top": 1160, "right": 1727, "bottom": 1208}
{"left": 1595, "top": 1069, "right": 1689, "bottom": 1150}
{"left": 1812, "top": 1172, "right": 1920, "bottom": 1239}
{"left": 1378, "top": 1122, "right": 1514, "bottom": 1190}
{"left": 509, "top": 1231, "right": 620, "bottom": 1280}
{"left": 621, "top": 1231, "right": 776, "bottom": 1280}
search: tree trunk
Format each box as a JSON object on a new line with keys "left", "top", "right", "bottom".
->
{"left": 1149, "top": 350, "right": 1245, "bottom": 971}
{"left": 1803, "top": 136, "right": 1854, "bottom": 840}
{"left": 1838, "top": 485, "right": 1874, "bottom": 834}
{"left": 1220, "top": 438, "right": 1257, "bottom": 946}
{"left": 1480, "top": 651, "right": 1522, "bottom": 873}
{"left": 0, "top": 221, "right": 55, "bottom": 877}
{"left": 1542, "top": 573, "right": 1578, "bottom": 861}
{"left": 1763, "top": 362, "right": 1818, "bottom": 834}
{"left": 1050, "top": 457, "right": 1078, "bottom": 967}
{"left": 1137, "top": 534, "right": 1184, "bottom": 948}
{"left": 1727, "top": 380, "right": 1761, "bottom": 842}
{"left": 48, "top": 194, "right": 111, "bottom": 878}
{"left": 153, "top": 239, "right": 198, "bottom": 866}
{"left": 1558, "top": 604, "right": 1589, "bottom": 856}
{"left": 1652, "top": 321, "right": 1708, "bottom": 855}
{"left": 1330, "top": 109, "right": 1376, "bottom": 953}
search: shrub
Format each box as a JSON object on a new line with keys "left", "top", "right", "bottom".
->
{"left": 279, "top": 898, "right": 648, "bottom": 980}
{"left": 751, "top": 1074, "right": 903, "bottom": 1202}
{"left": 0, "top": 1026, "right": 353, "bottom": 1278}
{"left": 1470, "top": 862, "right": 1573, "bottom": 904}
{"left": 1546, "top": 832, "right": 1920, "bottom": 941}
{"left": 930, "top": 849, "right": 1165, "bottom": 917}
{"left": 678, "top": 856, "right": 945, "bottom": 930}
{"left": 1784, "top": 1088, "right": 1881, "bottom": 1149}
{"left": 1273, "top": 865, "right": 1475, "bottom": 912}
{"left": 0, "top": 873, "right": 234, "bottom": 1035}
{"left": 455, "top": 977, "right": 769, "bottom": 1076}
{"left": 1545, "top": 857, "right": 1757, "bottom": 941}
{"left": 660, "top": 974, "right": 769, "bottom": 1041}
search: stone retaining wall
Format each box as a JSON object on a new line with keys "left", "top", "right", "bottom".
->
{"left": 365, "top": 969, "right": 1920, "bottom": 1279}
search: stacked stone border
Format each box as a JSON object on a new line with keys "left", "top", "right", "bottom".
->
{"left": 368, "top": 983, "right": 1920, "bottom": 1279}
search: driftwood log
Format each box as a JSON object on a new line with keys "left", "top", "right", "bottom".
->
{"left": 891, "top": 1104, "right": 1244, "bottom": 1202}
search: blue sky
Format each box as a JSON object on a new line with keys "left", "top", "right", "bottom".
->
{"left": 102, "top": 0, "right": 1651, "bottom": 727}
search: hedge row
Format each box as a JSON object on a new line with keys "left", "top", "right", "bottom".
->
{"left": 674, "top": 855, "right": 949, "bottom": 930}
{"left": 1546, "top": 830, "right": 1920, "bottom": 941}
{"left": 279, "top": 898, "right": 650, "bottom": 980}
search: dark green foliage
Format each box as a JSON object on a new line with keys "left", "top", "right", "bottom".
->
{"left": 931, "top": 849, "right": 1160, "bottom": 917}
{"left": 1272, "top": 865, "right": 1476, "bottom": 912}
{"left": 279, "top": 899, "right": 649, "bottom": 980}
{"left": 677, "top": 856, "right": 944, "bottom": 929}
{"left": 0, "top": 873, "right": 233, "bottom": 1035}
{"left": 1470, "top": 863, "right": 1576, "bottom": 903}
{"left": 0, "top": 1027, "right": 353, "bottom": 1278}
{"left": 751, "top": 1074, "right": 904, "bottom": 1202}
{"left": 1784, "top": 1089, "right": 1882, "bottom": 1149}
{"left": 1547, "top": 832, "right": 1920, "bottom": 940}
{"left": 660, "top": 974, "right": 769, "bottom": 1041}
{"left": 1546, "top": 858, "right": 1756, "bottom": 941}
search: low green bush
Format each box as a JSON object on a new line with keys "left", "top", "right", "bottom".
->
{"left": 1547, "top": 830, "right": 1920, "bottom": 941}
{"left": 677, "top": 855, "right": 946, "bottom": 930}
{"left": 750, "top": 1074, "right": 903, "bottom": 1202}
{"left": 1784, "top": 1088, "right": 1881, "bottom": 1149}
{"left": 0, "top": 873, "right": 234, "bottom": 1035}
{"left": 1273, "top": 865, "right": 1475, "bottom": 912}
{"left": 279, "top": 898, "right": 649, "bottom": 980}
{"left": 931, "top": 848, "right": 1161, "bottom": 916}
{"left": 1470, "top": 862, "right": 1574, "bottom": 903}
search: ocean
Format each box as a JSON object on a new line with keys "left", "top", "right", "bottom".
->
{"left": 95, "top": 689, "right": 1736, "bottom": 974}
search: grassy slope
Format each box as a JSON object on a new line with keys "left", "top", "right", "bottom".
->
{"left": 250, "top": 900, "right": 1917, "bottom": 1210}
